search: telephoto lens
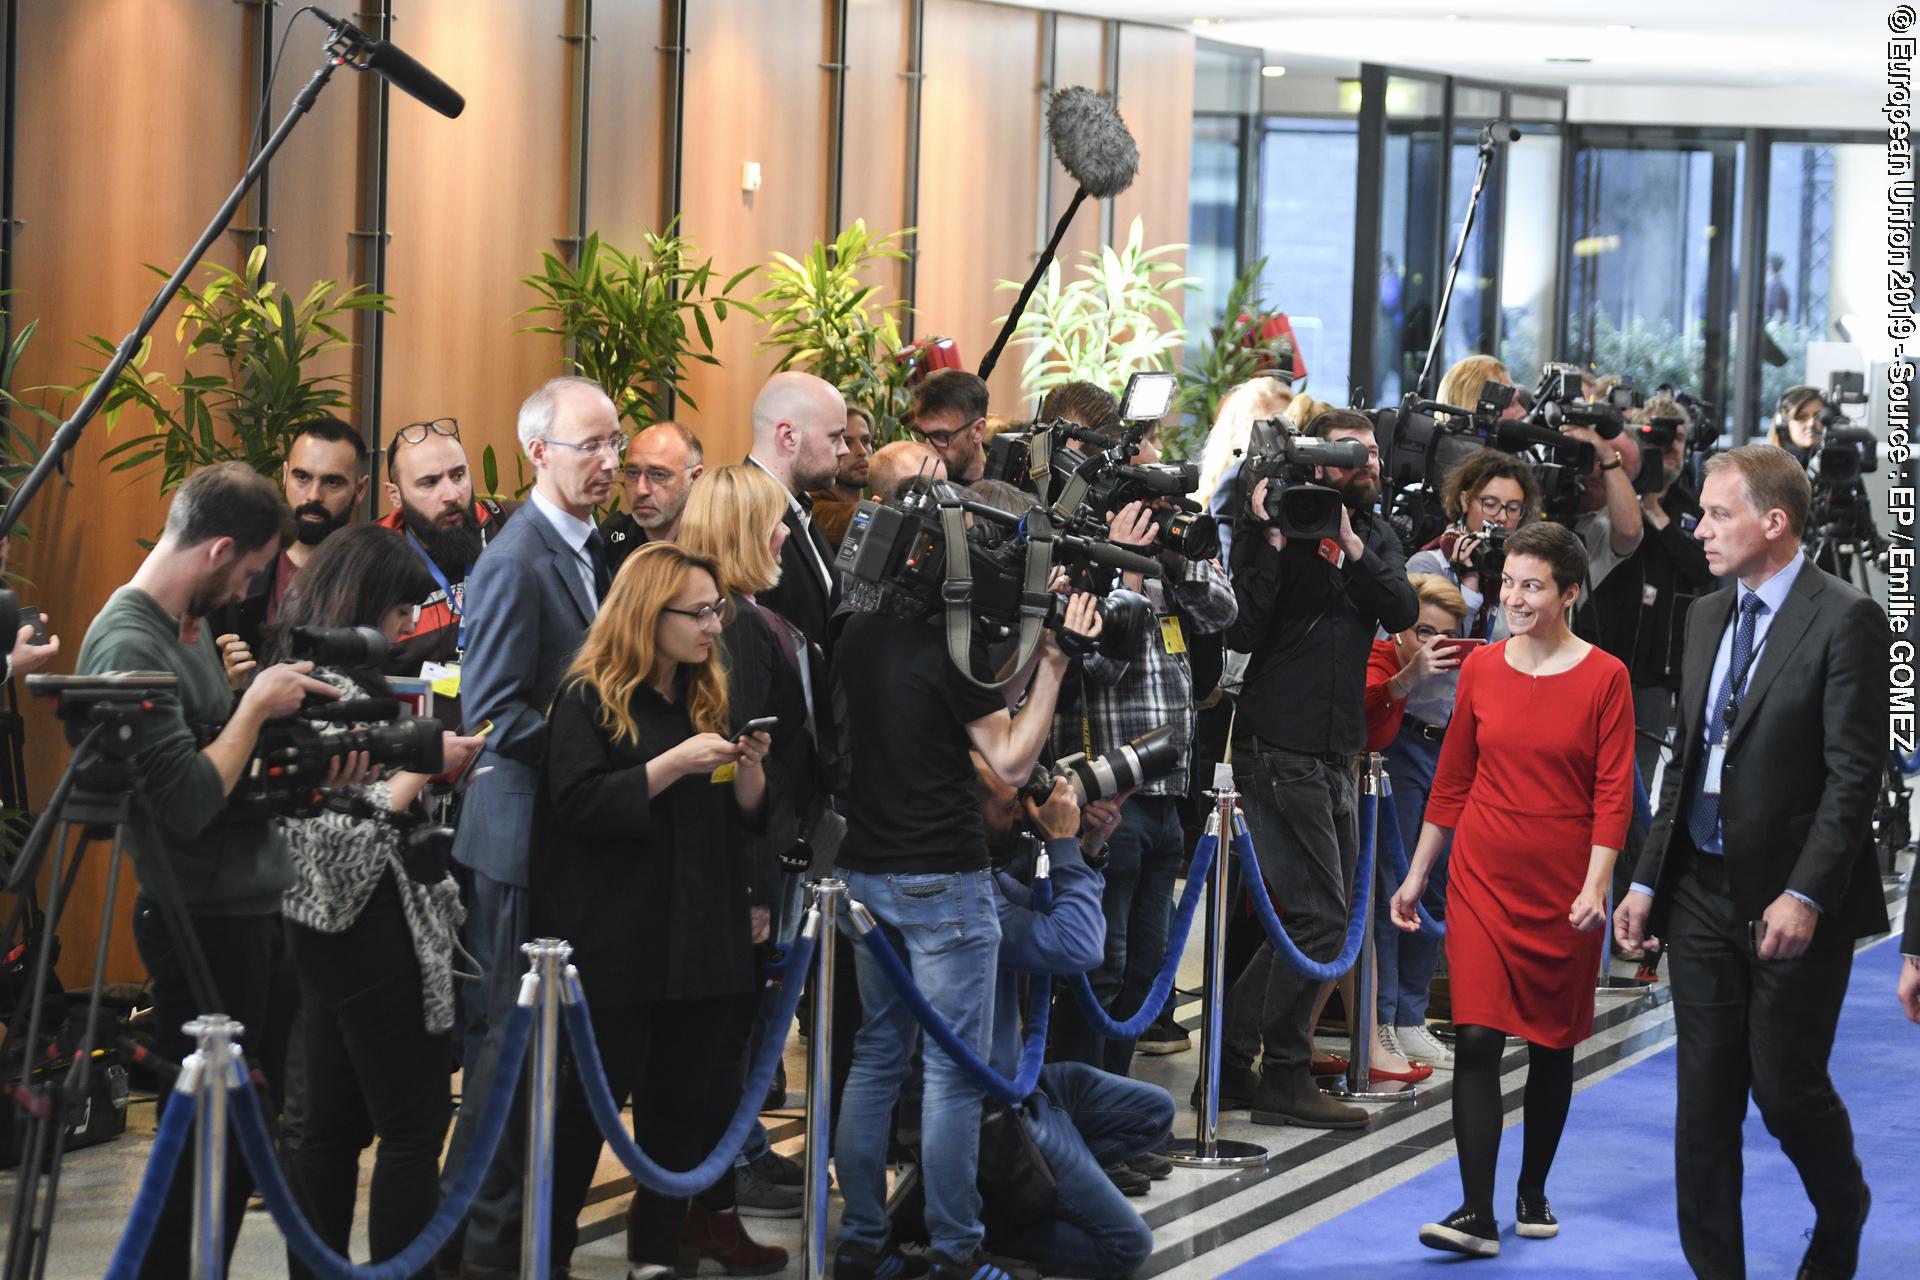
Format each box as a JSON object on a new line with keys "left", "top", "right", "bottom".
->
{"left": 287, "top": 624, "right": 389, "bottom": 668}
{"left": 1052, "top": 724, "right": 1178, "bottom": 804}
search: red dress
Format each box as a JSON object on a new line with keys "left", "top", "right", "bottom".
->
{"left": 1424, "top": 641, "right": 1635, "bottom": 1048}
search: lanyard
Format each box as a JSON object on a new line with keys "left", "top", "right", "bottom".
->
{"left": 404, "top": 531, "right": 465, "bottom": 653}
{"left": 1717, "top": 601, "right": 1766, "bottom": 738}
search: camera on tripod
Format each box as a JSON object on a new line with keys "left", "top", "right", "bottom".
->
{"left": 1810, "top": 370, "right": 1876, "bottom": 488}
{"left": 1017, "top": 724, "right": 1179, "bottom": 807}
{"left": 241, "top": 624, "right": 446, "bottom": 807}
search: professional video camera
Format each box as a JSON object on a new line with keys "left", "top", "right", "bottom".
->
{"left": 241, "top": 625, "right": 445, "bottom": 808}
{"left": 1017, "top": 724, "right": 1178, "bottom": 807}
{"left": 1375, "top": 380, "right": 1597, "bottom": 548}
{"left": 983, "top": 371, "right": 1220, "bottom": 560}
{"left": 1239, "top": 414, "right": 1372, "bottom": 542}
{"left": 1803, "top": 369, "right": 1887, "bottom": 573}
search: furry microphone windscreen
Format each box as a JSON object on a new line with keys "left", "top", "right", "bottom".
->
{"left": 1047, "top": 87, "right": 1139, "bottom": 200}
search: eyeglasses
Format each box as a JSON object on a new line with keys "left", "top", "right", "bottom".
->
{"left": 1414, "top": 625, "right": 1448, "bottom": 641}
{"left": 543, "top": 433, "right": 628, "bottom": 459}
{"left": 395, "top": 417, "right": 460, "bottom": 447}
{"left": 909, "top": 420, "right": 974, "bottom": 450}
{"left": 661, "top": 598, "right": 737, "bottom": 628}
{"left": 621, "top": 464, "right": 696, "bottom": 486}
{"left": 1475, "top": 495, "right": 1528, "bottom": 520}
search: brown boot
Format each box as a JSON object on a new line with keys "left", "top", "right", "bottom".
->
{"left": 675, "top": 1204, "right": 788, "bottom": 1276}
{"left": 1248, "top": 1065, "right": 1369, "bottom": 1129}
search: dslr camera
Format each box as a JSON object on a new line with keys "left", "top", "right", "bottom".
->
{"left": 1017, "top": 724, "right": 1179, "bottom": 807}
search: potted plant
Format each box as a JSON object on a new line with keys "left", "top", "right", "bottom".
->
{"left": 756, "top": 219, "right": 917, "bottom": 439}
{"left": 58, "top": 245, "right": 390, "bottom": 494}
{"left": 994, "top": 216, "right": 1195, "bottom": 415}
{"left": 1170, "top": 257, "right": 1291, "bottom": 461}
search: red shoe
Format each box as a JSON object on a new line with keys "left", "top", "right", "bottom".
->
{"left": 1309, "top": 1054, "right": 1350, "bottom": 1076}
{"left": 676, "top": 1205, "right": 787, "bottom": 1276}
{"left": 1366, "top": 1061, "right": 1434, "bottom": 1083}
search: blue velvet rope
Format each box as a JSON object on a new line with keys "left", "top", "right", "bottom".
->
{"left": 855, "top": 926, "right": 1051, "bottom": 1105}
{"left": 227, "top": 1001, "right": 534, "bottom": 1280}
{"left": 564, "top": 928, "right": 817, "bottom": 1197}
{"left": 1066, "top": 829, "right": 1217, "bottom": 1039}
{"left": 1376, "top": 793, "right": 1446, "bottom": 938}
{"left": 1233, "top": 793, "right": 1376, "bottom": 980}
{"left": 103, "top": 1078, "right": 198, "bottom": 1280}
{"left": 1894, "top": 749, "right": 1920, "bottom": 777}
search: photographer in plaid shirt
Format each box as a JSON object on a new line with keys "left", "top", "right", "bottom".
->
{"left": 1041, "top": 381, "right": 1238, "bottom": 1092}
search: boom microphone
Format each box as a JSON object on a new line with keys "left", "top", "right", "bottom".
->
{"left": 310, "top": 7, "right": 466, "bottom": 119}
{"left": 978, "top": 87, "right": 1142, "bottom": 381}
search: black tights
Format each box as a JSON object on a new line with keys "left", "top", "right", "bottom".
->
{"left": 1451, "top": 1024, "right": 1575, "bottom": 1220}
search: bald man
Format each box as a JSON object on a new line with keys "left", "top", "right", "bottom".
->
{"left": 747, "top": 371, "right": 849, "bottom": 650}
{"left": 602, "top": 421, "right": 705, "bottom": 575}
{"left": 866, "top": 439, "right": 947, "bottom": 503}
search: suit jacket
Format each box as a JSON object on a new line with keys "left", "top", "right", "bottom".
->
{"left": 758, "top": 503, "right": 839, "bottom": 653}
{"left": 449, "top": 498, "right": 601, "bottom": 887}
{"left": 1906, "top": 894, "right": 1920, "bottom": 955}
{"left": 600, "top": 509, "right": 652, "bottom": 580}
{"left": 1635, "top": 562, "right": 1890, "bottom": 940}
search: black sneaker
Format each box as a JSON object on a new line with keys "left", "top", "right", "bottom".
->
{"left": 833, "top": 1241, "right": 931, "bottom": 1279}
{"left": 1128, "top": 1150, "right": 1173, "bottom": 1180}
{"left": 1136, "top": 1019, "right": 1190, "bottom": 1055}
{"left": 1103, "top": 1162, "right": 1151, "bottom": 1197}
{"left": 745, "top": 1146, "right": 805, "bottom": 1188}
{"left": 1516, "top": 1190, "right": 1559, "bottom": 1239}
{"left": 926, "top": 1252, "right": 1039, "bottom": 1280}
{"left": 1419, "top": 1206, "right": 1501, "bottom": 1258}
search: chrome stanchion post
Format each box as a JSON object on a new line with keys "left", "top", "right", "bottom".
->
{"left": 1168, "top": 764, "right": 1268, "bottom": 1169}
{"left": 1327, "top": 754, "right": 1420, "bottom": 1106}
{"left": 183, "top": 1014, "right": 242, "bottom": 1280}
{"left": 801, "top": 881, "right": 842, "bottom": 1280}
{"left": 520, "top": 938, "right": 572, "bottom": 1280}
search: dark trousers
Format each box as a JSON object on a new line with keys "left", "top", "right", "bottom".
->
{"left": 1225, "top": 750, "right": 1358, "bottom": 1073}
{"left": 285, "top": 875, "right": 452, "bottom": 1280}
{"left": 465, "top": 990, "right": 757, "bottom": 1274}
{"left": 450, "top": 869, "right": 528, "bottom": 1267}
{"left": 130, "top": 898, "right": 296, "bottom": 1280}
{"left": 1051, "top": 795, "right": 1185, "bottom": 1076}
{"left": 1665, "top": 852, "right": 1864, "bottom": 1280}
{"left": 1618, "top": 685, "right": 1677, "bottom": 904}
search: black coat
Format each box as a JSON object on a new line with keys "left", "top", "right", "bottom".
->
{"left": 757, "top": 504, "right": 839, "bottom": 655}
{"left": 530, "top": 677, "right": 764, "bottom": 1007}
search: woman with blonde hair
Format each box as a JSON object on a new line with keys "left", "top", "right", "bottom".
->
{"left": 1436, "top": 354, "right": 1525, "bottom": 421}
{"left": 1197, "top": 376, "right": 1295, "bottom": 567}
{"left": 531, "top": 541, "right": 786, "bottom": 1279}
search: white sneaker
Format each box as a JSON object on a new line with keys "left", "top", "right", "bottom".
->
{"left": 1397, "top": 1022, "right": 1455, "bottom": 1069}
{"left": 1376, "top": 1022, "right": 1404, "bottom": 1065}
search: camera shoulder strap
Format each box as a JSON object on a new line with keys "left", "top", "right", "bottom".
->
{"left": 940, "top": 501, "right": 1052, "bottom": 691}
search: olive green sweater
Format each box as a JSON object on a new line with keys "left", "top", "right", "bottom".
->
{"left": 75, "top": 587, "right": 290, "bottom": 914}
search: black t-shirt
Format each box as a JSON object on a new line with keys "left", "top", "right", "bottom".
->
{"left": 835, "top": 613, "right": 1006, "bottom": 874}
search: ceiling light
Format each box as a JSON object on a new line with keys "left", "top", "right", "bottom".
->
{"left": 1191, "top": 17, "right": 1222, "bottom": 26}
{"left": 1261, "top": 65, "right": 1287, "bottom": 78}
{"left": 1546, "top": 56, "right": 1594, "bottom": 63}
{"left": 1605, "top": 24, "right": 1635, "bottom": 34}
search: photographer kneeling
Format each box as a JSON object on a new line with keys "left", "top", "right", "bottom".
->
{"left": 528, "top": 542, "right": 784, "bottom": 1280}
{"left": 970, "top": 763, "right": 1173, "bottom": 1279}
{"left": 268, "top": 524, "right": 485, "bottom": 1279}
{"left": 75, "top": 462, "right": 348, "bottom": 1278}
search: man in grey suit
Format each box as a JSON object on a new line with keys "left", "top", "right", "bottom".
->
{"left": 1617, "top": 445, "right": 1887, "bottom": 1280}
{"left": 452, "top": 374, "right": 622, "bottom": 1279}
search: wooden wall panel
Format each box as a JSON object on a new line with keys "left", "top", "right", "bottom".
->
{"left": 1047, "top": 14, "right": 1108, "bottom": 277}
{"left": 382, "top": 0, "right": 570, "bottom": 501}
{"left": 839, "top": 0, "right": 913, "bottom": 315}
{"left": 1110, "top": 23, "right": 1195, "bottom": 326}
{"left": 585, "top": 0, "right": 666, "bottom": 251}
{"left": 8, "top": 0, "right": 255, "bottom": 985}
{"left": 677, "top": 0, "right": 829, "bottom": 464}
{"left": 916, "top": 0, "right": 1044, "bottom": 418}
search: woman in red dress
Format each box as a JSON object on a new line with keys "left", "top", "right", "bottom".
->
{"left": 1389, "top": 520, "right": 1635, "bottom": 1259}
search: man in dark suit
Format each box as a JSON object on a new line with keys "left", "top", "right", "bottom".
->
{"left": 745, "top": 370, "right": 848, "bottom": 651}
{"left": 602, "top": 420, "right": 704, "bottom": 576}
{"left": 451, "top": 374, "right": 622, "bottom": 1279}
{"left": 1617, "top": 445, "right": 1888, "bottom": 1280}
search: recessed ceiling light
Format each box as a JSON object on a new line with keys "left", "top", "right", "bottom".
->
{"left": 1191, "top": 17, "right": 1223, "bottom": 26}
{"left": 1605, "top": 24, "right": 1635, "bottom": 34}
{"left": 1261, "top": 65, "right": 1287, "bottom": 78}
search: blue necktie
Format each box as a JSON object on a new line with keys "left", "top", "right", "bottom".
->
{"left": 1688, "top": 592, "right": 1765, "bottom": 852}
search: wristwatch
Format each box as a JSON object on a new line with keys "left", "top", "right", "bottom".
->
{"left": 1599, "top": 457, "right": 1622, "bottom": 471}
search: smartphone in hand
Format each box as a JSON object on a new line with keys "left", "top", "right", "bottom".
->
{"left": 734, "top": 715, "right": 778, "bottom": 741}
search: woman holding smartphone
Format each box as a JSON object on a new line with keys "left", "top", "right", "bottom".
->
{"left": 530, "top": 541, "right": 785, "bottom": 1280}
{"left": 1390, "top": 522, "right": 1634, "bottom": 1259}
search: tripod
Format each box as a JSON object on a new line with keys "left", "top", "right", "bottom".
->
{"left": 1, "top": 699, "right": 221, "bottom": 1280}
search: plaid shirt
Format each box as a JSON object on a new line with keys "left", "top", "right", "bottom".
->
{"left": 1051, "top": 557, "right": 1237, "bottom": 797}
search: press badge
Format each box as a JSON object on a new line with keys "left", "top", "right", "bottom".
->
{"left": 1158, "top": 614, "right": 1187, "bottom": 655}
{"left": 420, "top": 660, "right": 461, "bottom": 700}
{"left": 1703, "top": 743, "right": 1725, "bottom": 795}
{"left": 711, "top": 763, "right": 737, "bottom": 784}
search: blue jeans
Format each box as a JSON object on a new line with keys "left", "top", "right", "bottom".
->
{"left": 835, "top": 868, "right": 1002, "bottom": 1261}
{"left": 984, "top": 1063, "right": 1170, "bottom": 1279}
{"left": 1377, "top": 729, "right": 1450, "bottom": 1027}
{"left": 1051, "top": 794, "right": 1184, "bottom": 1076}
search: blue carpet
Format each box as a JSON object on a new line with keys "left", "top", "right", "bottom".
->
{"left": 1227, "top": 937, "right": 1918, "bottom": 1277}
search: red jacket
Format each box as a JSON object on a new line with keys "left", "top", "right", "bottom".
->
{"left": 1364, "top": 638, "right": 1407, "bottom": 753}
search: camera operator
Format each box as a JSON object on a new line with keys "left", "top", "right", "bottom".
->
{"left": 867, "top": 440, "right": 948, "bottom": 503}
{"left": 267, "top": 524, "right": 484, "bottom": 1280}
{"left": 1563, "top": 400, "right": 1645, "bottom": 589}
{"left": 832, "top": 576, "right": 1101, "bottom": 1279}
{"left": 1406, "top": 447, "right": 1540, "bottom": 641}
{"left": 373, "top": 416, "right": 512, "bottom": 684}
{"left": 1768, "top": 384, "right": 1827, "bottom": 466}
{"left": 74, "top": 461, "right": 346, "bottom": 1279}
{"left": 909, "top": 369, "right": 992, "bottom": 485}
{"left": 1036, "top": 382, "right": 1238, "bottom": 1081}
{"left": 1224, "top": 407, "right": 1419, "bottom": 1129}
